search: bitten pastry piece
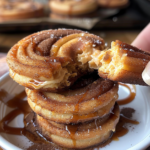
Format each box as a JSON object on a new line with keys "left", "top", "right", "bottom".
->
{"left": 49, "top": 0, "right": 98, "bottom": 16}
{"left": 88, "top": 40, "right": 150, "bottom": 85}
{"left": 26, "top": 73, "right": 118, "bottom": 124}
{"left": 36, "top": 103, "right": 119, "bottom": 149}
{"left": 6, "top": 29, "right": 104, "bottom": 92}
{"left": 0, "top": 0, "right": 44, "bottom": 22}
{"left": 97, "top": 0, "right": 129, "bottom": 8}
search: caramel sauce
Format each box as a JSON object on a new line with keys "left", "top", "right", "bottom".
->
{"left": 0, "top": 90, "right": 31, "bottom": 135}
{"left": 113, "top": 83, "right": 138, "bottom": 140}
{"left": 112, "top": 114, "right": 139, "bottom": 141}
{"left": 28, "top": 79, "right": 44, "bottom": 88}
{"left": 117, "top": 83, "right": 136, "bottom": 105}
{"left": 65, "top": 124, "right": 78, "bottom": 147}
{"left": 0, "top": 109, "right": 24, "bottom": 135}
{"left": 71, "top": 111, "right": 99, "bottom": 122}
{"left": 0, "top": 83, "right": 139, "bottom": 150}
{"left": 65, "top": 86, "right": 90, "bottom": 146}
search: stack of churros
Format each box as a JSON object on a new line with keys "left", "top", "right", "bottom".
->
{"left": 6, "top": 29, "right": 150, "bottom": 149}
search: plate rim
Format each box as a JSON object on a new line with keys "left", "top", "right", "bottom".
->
{"left": 0, "top": 72, "right": 22, "bottom": 150}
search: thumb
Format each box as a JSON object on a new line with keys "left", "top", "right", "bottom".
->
{"left": 131, "top": 23, "right": 150, "bottom": 85}
{"left": 142, "top": 62, "right": 150, "bottom": 85}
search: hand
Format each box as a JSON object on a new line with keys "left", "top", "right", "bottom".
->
{"left": 132, "top": 23, "right": 150, "bottom": 85}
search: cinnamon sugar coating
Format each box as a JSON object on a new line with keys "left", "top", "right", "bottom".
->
{"left": 36, "top": 103, "right": 119, "bottom": 149}
{"left": 26, "top": 75, "right": 118, "bottom": 124}
{"left": 7, "top": 29, "right": 105, "bottom": 92}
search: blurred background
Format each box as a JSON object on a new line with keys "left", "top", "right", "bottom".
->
{"left": 0, "top": 0, "right": 150, "bottom": 53}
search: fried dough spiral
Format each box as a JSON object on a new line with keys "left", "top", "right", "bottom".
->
{"left": 7, "top": 29, "right": 104, "bottom": 92}
{"left": 26, "top": 76, "right": 118, "bottom": 124}
{"left": 36, "top": 103, "right": 119, "bottom": 149}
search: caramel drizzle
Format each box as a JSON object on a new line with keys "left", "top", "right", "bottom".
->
{"left": 113, "top": 83, "right": 138, "bottom": 140}
{"left": 117, "top": 83, "right": 136, "bottom": 105}
{"left": 0, "top": 109, "right": 24, "bottom": 135}
{"left": 66, "top": 88, "right": 89, "bottom": 147}
{"left": 0, "top": 90, "right": 31, "bottom": 135}
{"left": 112, "top": 115, "right": 139, "bottom": 141}
{"left": 71, "top": 111, "right": 100, "bottom": 122}
{"left": 28, "top": 79, "right": 45, "bottom": 88}
{"left": 65, "top": 124, "right": 78, "bottom": 147}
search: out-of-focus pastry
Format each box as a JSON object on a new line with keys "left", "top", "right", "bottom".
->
{"left": 36, "top": 103, "right": 119, "bottom": 149}
{"left": 97, "top": 0, "right": 129, "bottom": 8}
{"left": 49, "top": 0, "right": 98, "bottom": 16}
{"left": 0, "top": 0, "right": 44, "bottom": 22}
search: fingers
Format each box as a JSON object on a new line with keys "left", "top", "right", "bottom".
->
{"left": 132, "top": 23, "right": 150, "bottom": 52}
{"left": 142, "top": 62, "right": 150, "bottom": 85}
{"left": 132, "top": 23, "right": 150, "bottom": 85}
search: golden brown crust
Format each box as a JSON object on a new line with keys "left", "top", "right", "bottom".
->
{"left": 26, "top": 77, "right": 118, "bottom": 124}
{"left": 36, "top": 103, "right": 119, "bottom": 149}
{"left": 97, "top": 40, "right": 150, "bottom": 85}
{"left": 115, "top": 40, "right": 150, "bottom": 59}
{"left": 0, "top": 1, "right": 44, "bottom": 22}
{"left": 7, "top": 29, "right": 105, "bottom": 92}
{"left": 99, "top": 67, "right": 146, "bottom": 85}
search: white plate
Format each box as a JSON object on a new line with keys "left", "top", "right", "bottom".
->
{"left": 0, "top": 72, "right": 150, "bottom": 150}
